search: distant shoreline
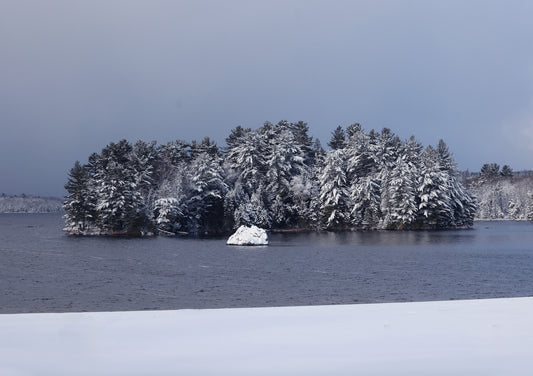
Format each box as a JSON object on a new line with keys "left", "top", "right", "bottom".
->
{"left": 0, "top": 195, "right": 63, "bottom": 214}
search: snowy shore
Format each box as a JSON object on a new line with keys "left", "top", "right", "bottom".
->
{"left": 2, "top": 297, "right": 533, "bottom": 375}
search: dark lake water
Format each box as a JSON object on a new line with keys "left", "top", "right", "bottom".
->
{"left": 1, "top": 214, "right": 533, "bottom": 313}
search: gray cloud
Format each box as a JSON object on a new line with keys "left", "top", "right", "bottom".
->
{"left": 1, "top": 0, "right": 533, "bottom": 196}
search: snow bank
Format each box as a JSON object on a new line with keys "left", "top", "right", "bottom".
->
{"left": 227, "top": 225, "right": 268, "bottom": 245}
{"left": 2, "top": 298, "right": 533, "bottom": 375}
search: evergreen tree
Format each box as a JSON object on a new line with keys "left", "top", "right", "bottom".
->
{"left": 351, "top": 175, "right": 381, "bottom": 229}
{"left": 289, "top": 120, "right": 314, "bottom": 166}
{"left": 93, "top": 140, "right": 144, "bottom": 233}
{"left": 154, "top": 164, "right": 189, "bottom": 233}
{"left": 157, "top": 140, "right": 191, "bottom": 185}
{"left": 233, "top": 190, "right": 270, "bottom": 228}
{"left": 63, "top": 161, "right": 92, "bottom": 232}
{"left": 345, "top": 124, "right": 375, "bottom": 181}
{"left": 501, "top": 165, "right": 513, "bottom": 178}
{"left": 225, "top": 126, "right": 251, "bottom": 151}
{"left": 186, "top": 150, "right": 228, "bottom": 233}
{"left": 527, "top": 192, "right": 533, "bottom": 221}
{"left": 153, "top": 197, "right": 183, "bottom": 234}
{"left": 290, "top": 172, "right": 317, "bottom": 228}
{"left": 417, "top": 146, "right": 452, "bottom": 228}
{"left": 312, "top": 138, "right": 326, "bottom": 167}
{"left": 480, "top": 163, "right": 500, "bottom": 181}
{"left": 226, "top": 129, "right": 266, "bottom": 196}
{"left": 318, "top": 149, "right": 350, "bottom": 229}
{"left": 328, "top": 126, "right": 346, "bottom": 150}
{"left": 386, "top": 156, "right": 418, "bottom": 229}
{"left": 375, "top": 128, "right": 401, "bottom": 169}
{"left": 129, "top": 140, "right": 160, "bottom": 232}
{"left": 436, "top": 139, "right": 476, "bottom": 227}
{"left": 345, "top": 123, "right": 361, "bottom": 139}
{"left": 436, "top": 139, "right": 456, "bottom": 172}
{"left": 263, "top": 123, "right": 307, "bottom": 227}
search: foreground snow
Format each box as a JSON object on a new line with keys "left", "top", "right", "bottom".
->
{"left": 227, "top": 225, "right": 268, "bottom": 245}
{"left": 1, "top": 298, "right": 533, "bottom": 375}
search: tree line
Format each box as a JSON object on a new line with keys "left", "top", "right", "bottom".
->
{"left": 465, "top": 164, "right": 533, "bottom": 221}
{"left": 63, "top": 121, "right": 477, "bottom": 235}
{"left": 0, "top": 194, "right": 63, "bottom": 213}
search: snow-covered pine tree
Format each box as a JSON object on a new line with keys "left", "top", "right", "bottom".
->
{"left": 328, "top": 125, "right": 346, "bottom": 150}
{"left": 480, "top": 163, "right": 500, "bottom": 182}
{"left": 223, "top": 180, "right": 244, "bottom": 230}
{"left": 128, "top": 140, "right": 160, "bottom": 233}
{"left": 345, "top": 123, "right": 376, "bottom": 182}
{"left": 312, "top": 138, "right": 326, "bottom": 167}
{"left": 350, "top": 174, "right": 382, "bottom": 229}
{"left": 225, "top": 125, "right": 252, "bottom": 151}
{"left": 157, "top": 140, "right": 191, "bottom": 186}
{"left": 262, "top": 122, "right": 308, "bottom": 228}
{"left": 287, "top": 123, "right": 319, "bottom": 228}
{"left": 527, "top": 192, "right": 533, "bottom": 221}
{"left": 402, "top": 136, "right": 423, "bottom": 167}
{"left": 376, "top": 128, "right": 401, "bottom": 169}
{"left": 386, "top": 156, "right": 418, "bottom": 229}
{"left": 154, "top": 165, "right": 188, "bottom": 233}
{"left": 348, "top": 126, "right": 379, "bottom": 228}
{"left": 417, "top": 145, "right": 452, "bottom": 229}
{"left": 225, "top": 128, "right": 267, "bottom": 197}
{"left": 131, "top": 141, "right": 158, "bottom": 192}
{"left": 81, "top": 153, "right": 101, "bottom": 228}
{"left": 153, "top": 197, "right": 183, "bottom": 234}
{"left": 186, "top": 149, "right": 228, "bottom": 234}
{"left": 224, "top": 126, "right": 268, "bottom": 228}
{"left": 93, "top": 140, "right": 144, "bottom": 234}
{"left": 153, "top": 140, "right": 195, "bottom": 233}
{"left": 64, "top": 161, "right": 92, "bottom": 233}
{"left": 318, "top": 149, "right": 350, "bottom": 230}
{"left": 508, "top": 197, "right": 523, "bottom": 220}
{"left": 289, "top": 120, "right": 314, "bottom": 167}
{"left": 233, "top": 189, "right": 270, "bottom": 229}
{"left": 307, "top": 145, "right": 326, "bottom": 229}
{"left": 375, "top": 129, "right": 402, "bottom": 227}
{"left": 436, "top": 139, "right": 477, "bottom": 227}
{"left": 290, "top": 172, "right": 317, "bottom": 228}
{"left": 501, "top": 165, "right": 513, "bottom": 178}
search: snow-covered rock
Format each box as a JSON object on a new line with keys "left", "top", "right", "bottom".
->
{"left": 227, "top": 225, "right": 268, "bottom": 246}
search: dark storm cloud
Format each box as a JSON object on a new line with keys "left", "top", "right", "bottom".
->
{"left": 1, "top": 0, "right": 533, "bottom": 196}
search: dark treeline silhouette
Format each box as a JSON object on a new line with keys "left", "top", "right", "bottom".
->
{"left": 63, "top": 121, "right": 477, "bottom": 235}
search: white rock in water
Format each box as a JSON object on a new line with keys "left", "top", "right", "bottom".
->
{"left": 227, "top": 225, "right": 268, "bottom": 246}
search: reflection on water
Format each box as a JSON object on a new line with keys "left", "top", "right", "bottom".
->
{"left": 1, "top": 215, "right": 533, "bottom": 313}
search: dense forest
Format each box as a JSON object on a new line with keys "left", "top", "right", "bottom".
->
{"left": 63, "top": 121, "right": 477, "bottom": 236}
{"left": 464, "top": 165, "right": 533, "bottom": 221}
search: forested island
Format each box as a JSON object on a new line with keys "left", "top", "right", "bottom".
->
{"left": 63, "top": 121, "right": 477, "bottom": 236}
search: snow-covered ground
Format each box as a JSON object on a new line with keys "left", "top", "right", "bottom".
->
{"left": 2, "top": 298, "right": 532, "bottom": 375}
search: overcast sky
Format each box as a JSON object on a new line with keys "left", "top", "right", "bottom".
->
{"left": 1, "top": 0, "right": 533, "bottom": 197}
